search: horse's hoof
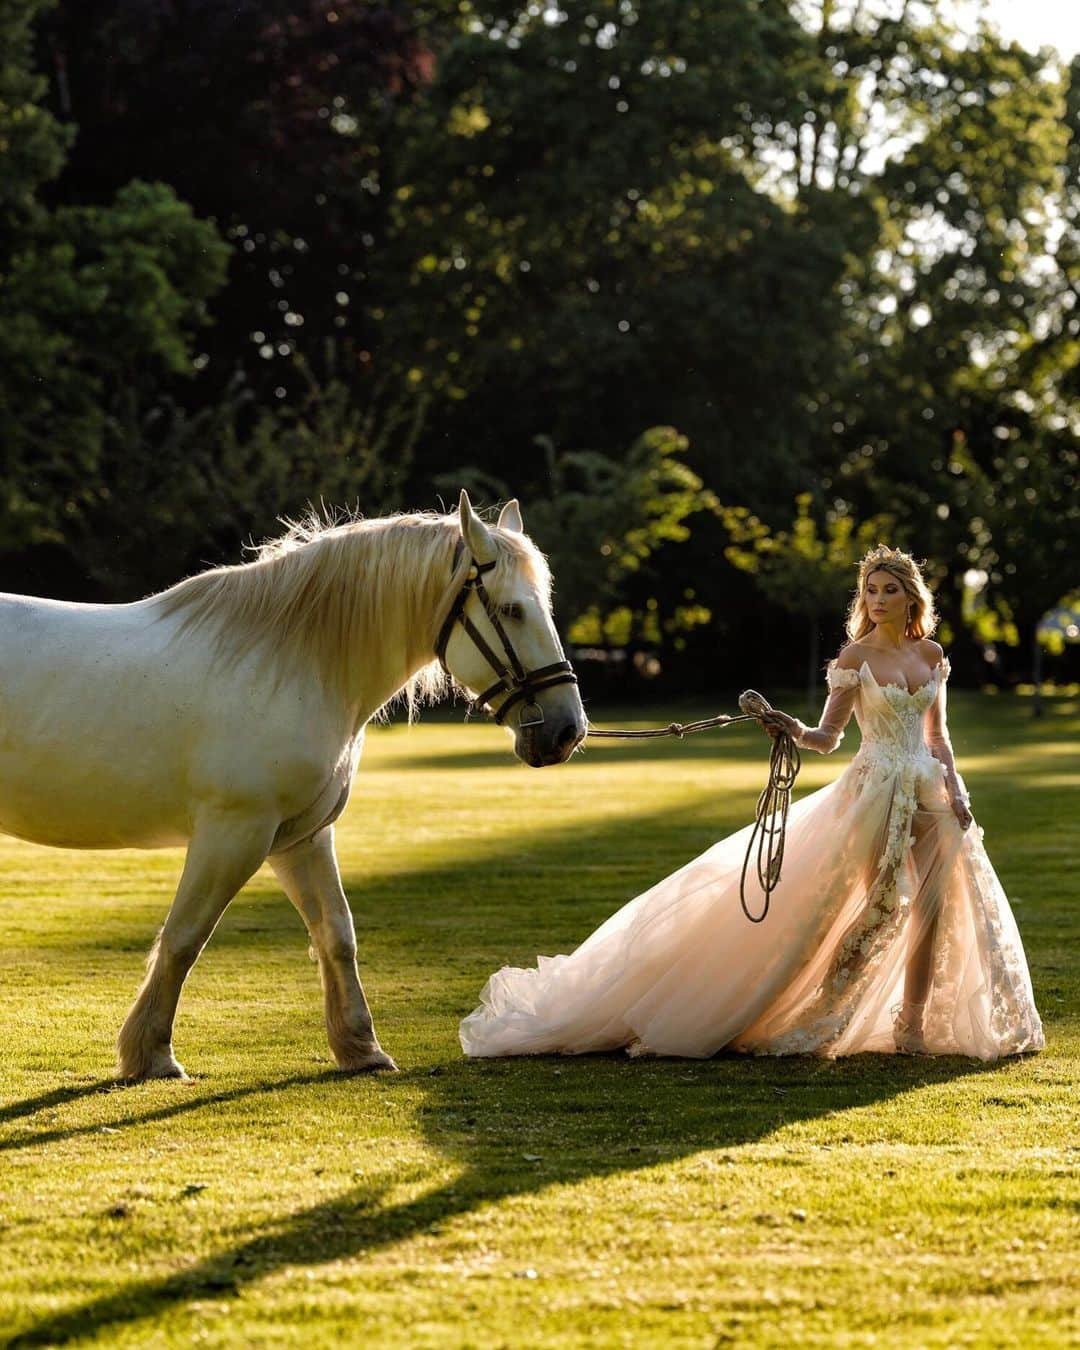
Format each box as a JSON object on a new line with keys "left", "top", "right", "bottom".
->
{"left": 118, "top": 1055, "right": 189, "bottom": 1083}
{"left": 338, "top": 1049, "right": 399, "bottom": 1074}
{"left": 152, "top": 1060, "right": 191, "bottom": 1081}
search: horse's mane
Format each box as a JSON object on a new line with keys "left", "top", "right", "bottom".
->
{"left": 155, "top": 508, "right": 551, "bottom": 718}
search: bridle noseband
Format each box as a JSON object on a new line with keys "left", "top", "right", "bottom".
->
{"left": 434, "top": 544, "right": 578, "bottom": 727}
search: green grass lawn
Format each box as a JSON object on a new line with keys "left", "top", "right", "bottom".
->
{"left": 1, "top": 690, "right": 1077, "bottom": 1348}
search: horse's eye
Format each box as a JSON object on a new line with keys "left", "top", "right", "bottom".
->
{"left": 498, "top": 603, "right": 524, "bottom": 621}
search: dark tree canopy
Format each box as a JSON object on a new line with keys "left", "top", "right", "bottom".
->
{"left": 2, "top": 0, "right": 1075, "bottom": 685}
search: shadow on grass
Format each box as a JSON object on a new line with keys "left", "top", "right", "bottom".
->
{"left": 8, "top": 838, "right": 1020, "bottom": 1344}
{"left": 6, "top": 702, "right": 1069, "bottom": 1346}
{"left": 0, "top": 796, "right": 740, "bottom": 1158}
{"left": 0, "top": 1072, "right": 336, "bottom": 1156}
{"left": 0, "top": 1079, "right": 121, "bottom": 1126}
{"left": 8, "top": 1051, "right": 1001, "bottom": 1348}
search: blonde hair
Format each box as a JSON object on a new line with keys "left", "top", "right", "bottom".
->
{"left": 845, "top": 544, "right": 937, "bottom": 642}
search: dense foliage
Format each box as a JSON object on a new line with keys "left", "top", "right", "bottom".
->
{"left": 2, "top": 0, "right": 1076, "bottom": 686}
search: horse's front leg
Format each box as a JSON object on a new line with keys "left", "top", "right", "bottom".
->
{"left": 117, "top": 810, "right": 277, "bottom": 1081}
{"left": 270, "top": 827, "right": 397, "bottom": 1073}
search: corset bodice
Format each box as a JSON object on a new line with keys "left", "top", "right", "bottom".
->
{"left": 858, "top": 675, "right": 940, "bottom": 760}
{"left": 826, "top": 658, "right": 949, "bottom": 778}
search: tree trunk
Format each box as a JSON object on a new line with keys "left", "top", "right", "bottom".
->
{"left": 1032, "top": 625, "right": 1044, "bottom": 719}
{"left": 806, "top": 616, "right": 820, "bottom": 718}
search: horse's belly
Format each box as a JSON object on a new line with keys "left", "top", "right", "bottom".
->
{"left": 0, "top": 752, "right": 190, "bottom": 849}
{"left": 0, "top": 812, "right": 186, "bottom": 850}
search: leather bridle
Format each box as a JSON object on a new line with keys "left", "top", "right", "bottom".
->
{"left": 434, "top": 544, "right": 578, "bottom": 727}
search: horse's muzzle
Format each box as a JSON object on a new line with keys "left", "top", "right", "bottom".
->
{"left": 519, "top": 717, "right": 586, "bottom": 768}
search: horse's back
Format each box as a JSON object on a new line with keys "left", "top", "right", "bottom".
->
{"left": 0, "top": 592, "right": 351, "bottom": 850}
{"left": 0, "top": 594, "right": 197, "bottom": 845}
{"left": 0, "top": 592, "right": 179, "bottom": 720}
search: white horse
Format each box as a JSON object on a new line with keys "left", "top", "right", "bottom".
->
{"left": 0, "top": 492, "right": 585, "bottom": 1079}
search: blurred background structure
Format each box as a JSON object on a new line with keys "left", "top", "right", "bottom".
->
{"left": 1, "top": 0, "right": 1076, "bottom": 698}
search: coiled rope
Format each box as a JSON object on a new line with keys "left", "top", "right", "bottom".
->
{"left": 586, "top": 690, "right": 801, "bottom": 923}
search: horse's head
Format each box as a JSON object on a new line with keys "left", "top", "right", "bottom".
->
{"left": 437, "top": 491, "right": 587, "bottom": 767}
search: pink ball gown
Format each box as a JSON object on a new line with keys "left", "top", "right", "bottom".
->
{"left": 460, "top": 658, "right": 1044, "bottom": 1060}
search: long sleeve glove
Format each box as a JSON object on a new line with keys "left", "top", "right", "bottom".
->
{"left": 769, "top": 664, "right": 859, "bottom": 754}
{"left": 924, "top": 676, "right": 969, "bottom": 808}
{"left": 788, "top": 666, "right": 858, "bottom": 761}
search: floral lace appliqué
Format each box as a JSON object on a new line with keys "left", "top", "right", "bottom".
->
{"left": 922, "top": 835, "right": 1044, "bottom": 1055}
{"left": 757, "top": 658, "right": 963, "bottom": 1057}
{"left": 826, "top": 661, "right": 862, "bottom": 692}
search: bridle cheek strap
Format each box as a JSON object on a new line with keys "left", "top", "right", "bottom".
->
{"left": 478, "top": 663, "right": 581, "bottom": 725}
{"left": 434, "top": 550, "right": 578, "bottom": 727}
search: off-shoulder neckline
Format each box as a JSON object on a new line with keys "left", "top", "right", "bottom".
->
{"left": 828, "top": 656, "right": 949, "bottom": 697}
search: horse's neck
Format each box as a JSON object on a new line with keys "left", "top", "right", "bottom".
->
{"left": 340, "top": 522, "right": 454, "bottom": 723}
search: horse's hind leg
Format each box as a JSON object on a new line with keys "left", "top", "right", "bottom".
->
{"left": 117, "top": 811, "right": 277, "bottom": 1081}
{"left": 269, "top": 827, "right": 397, "bottom": 1073}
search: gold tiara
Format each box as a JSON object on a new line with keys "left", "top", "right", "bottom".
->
{"left": 861, "top": 544, "right": 910, "bottom": 570}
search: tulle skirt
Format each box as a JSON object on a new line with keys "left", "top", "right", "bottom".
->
{"left": 459, "top": 751, "right": 1044, "bottom": 1061}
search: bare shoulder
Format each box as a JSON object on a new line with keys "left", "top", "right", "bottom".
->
{"left": 834, "top": 642, "right": 868, "bottom": 672}
{"left": 919, "top": 638, "right": 945, "bottom": 667}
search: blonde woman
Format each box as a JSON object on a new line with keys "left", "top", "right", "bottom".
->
{"left": 461, "top": 545, "right": 1044, "bottom": 1061}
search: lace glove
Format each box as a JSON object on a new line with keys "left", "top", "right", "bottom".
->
{"left": 761, "top": 711, "right": 839, "bottom": 753}
{"left": 947, "top": 779, "right": 973, "bottom": 831}
{"left": 761, "top": 710, "right": 797, "bottom": 736}
{"left": 761, "top": 702, "right": 851, "bottom": 755}
{"left": 760, "top": 666, "right": 857, "bottom": 754}
{"left": 924, "top": 671, "right": 971, "bottom": 830}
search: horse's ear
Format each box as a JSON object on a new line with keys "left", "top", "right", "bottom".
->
{"left": 497, "top": 498, "right": 523, "bottom": 533}
{"left": 458, "top": 489, "right": 497, "bottom": 563}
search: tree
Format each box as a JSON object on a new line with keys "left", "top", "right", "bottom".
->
{"left": 785, "top": 2, "right": 1077, "bottom": 681}
{"left": 942, "top": 430, "right": 1079, "bottom": 704}
{"left": 39, "top": 0, "right": 854, "bottom": 504}
{"left": 438, "top": 425, "right": 716, "bottom": 644}
{"left": 62, "top": 354, "right": 427, "bottom": 598}
{"left": 721, "top": 493, "right": 895, "bottom": 711}
{"left": 0, "top": 0, "right": 230, "bottom": 556}
{"left": 36, "top": 0, "right": 441, "bottom": 398}
{"left": 389, "top": 0, "right": 853, "bottom": 502}
{"left": 7, "top": 0, "right": 1075, "bottom": 692}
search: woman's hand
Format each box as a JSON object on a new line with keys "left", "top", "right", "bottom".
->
{"left": 950, "top": 791, "right": 973, "bottom": 831}
{"left": 761, "top": 709, "right": 802, "bottom": 743}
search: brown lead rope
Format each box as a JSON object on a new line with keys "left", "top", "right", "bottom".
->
{"left": 585, "top": 689, "right": 801, "bottom": 923}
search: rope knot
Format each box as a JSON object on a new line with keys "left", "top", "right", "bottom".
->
{"left": 670, "top": 722, "right": 685, "bottom": 738}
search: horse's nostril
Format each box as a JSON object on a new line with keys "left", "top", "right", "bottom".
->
{"left": 556, "top": 721, "right": 581, "bottom": 752}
